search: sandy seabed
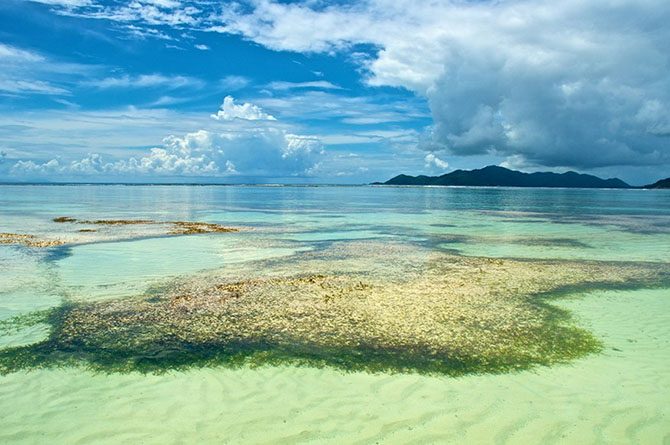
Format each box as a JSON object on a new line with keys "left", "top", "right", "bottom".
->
{"left": 0, "top": 287, "right": 668, "bottom": 444}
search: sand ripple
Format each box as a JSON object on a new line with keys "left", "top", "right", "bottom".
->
{"left": 2, "top": 288, "right": 667, "bottom": 444}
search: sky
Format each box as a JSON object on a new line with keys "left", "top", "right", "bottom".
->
{"left": 0, "top": 0, "right": 668, "bottom": 185}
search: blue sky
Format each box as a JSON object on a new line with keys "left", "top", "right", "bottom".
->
{"left": 0, "top": 0, "right": 668, "bottom": 184}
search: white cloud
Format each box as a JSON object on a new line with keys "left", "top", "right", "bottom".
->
{"left": 211, "top": 96, "right": 276, "bottom": 121}
{"left": 27, "top": 0, "right": 92, "bottom": 6}
{"left": 0, "top": 107, "right": 211, "bottom": 160}
{"left": 254, "top": 90, "right": 428, "bottom": 124}
{"left": 86, "top": 74, "right": 202, "bottom": 89}
{"left": 142, "top": 0, "right": 182, "bottom": 8}
{"left": 0, "top": 43, "right": 85, "bottom": 96}
{"left": 194, "top": 43, "right": 210, "bottom": 50}
{"left": 424, "top": 153, "right": 449, "bottom": 170}
{"left": 267, "top": 80, "right": 342, "bottom": 91}
{"left": 147, "top": 95, "right": 192, "bottom": 107}
{"left": 207, "top": 1, "right": 371, "bottom": 53}
{"left": 8, "top": 97, "right": 323, "bottom": 179}
{"left": 11, "top": 129, "right": 322, "bottom": 178}
{"left": 123, "top": 24, "right": 174, "bottom": 41}
{"left": 12, "top": 158, "right": 62, "bottom": 174}
{"left": 318, "top": 128, "right": 419, "bottom": 148}
{"left": 219, "top": 75, "right": 250, "bottom": 91}
{"left": 54, "top": 0, "right": 201, "bottom": 27}
{"left": 0, "top": 79, "right": 69, "bottom": 95}
{"left": 0, "top": 43, "right": 44, "bottom": 62}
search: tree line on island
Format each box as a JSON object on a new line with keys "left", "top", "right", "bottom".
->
{"left": 373, "top": 165, "right": 669, "bottom": 189}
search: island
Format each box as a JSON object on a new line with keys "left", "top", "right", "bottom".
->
{"left": 644, "top": 178, "right": 670, "bottom": 189}
{"left": 375, "top": 165, "right": 631, "bottom": 188}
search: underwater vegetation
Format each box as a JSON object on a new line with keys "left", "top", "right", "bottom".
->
{"left": 1, "top": 242, "right": 667, "bottom": 377}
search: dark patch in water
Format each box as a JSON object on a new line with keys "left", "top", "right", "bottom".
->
{"left": 517, "top": 237, "right": 592, "bottom": 249}
{"left": 41, "top": 245, "right": 73, "bottom": 262}
{"left": 427, "top": 233, "right": 592, "bottom": 249}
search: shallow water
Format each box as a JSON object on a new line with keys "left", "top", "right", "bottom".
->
{"left": 0, "top": 185, "right": 668, "bottom": 443}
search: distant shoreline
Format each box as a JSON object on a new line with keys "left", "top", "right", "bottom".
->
{"left": 0, "top": 165, "right": 668, "bottom": 189}
{"left": 375, "top": 165, "right": 669, "bottom": 189}
{"left": 0, "top": 182, "right": 668, "bottom": 190}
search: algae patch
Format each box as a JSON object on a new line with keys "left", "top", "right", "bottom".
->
{"left": 0, "top": 244, "right": 666, "bottom": 376}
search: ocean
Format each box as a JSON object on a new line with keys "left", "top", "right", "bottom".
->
{"left": 0, "top": 184, "right": 668, "bottom": 443}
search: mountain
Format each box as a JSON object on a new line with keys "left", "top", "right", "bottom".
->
{"left": 378, "top": 166, "right": 631, "bottom": 188}
{"left": 643, "top": 178, "right": 670, "bottom": 189}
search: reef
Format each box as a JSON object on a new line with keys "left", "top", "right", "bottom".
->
{"left": 53, "top": 217, "right": 239, "bottom": 235}
{"left": 0, "top": 241, "right": 667, "bottom": 376}
{"left": 0, "top": 233, "right": 64, "bottom": 248}
{"left": 169, "top": 221, "right": 239, "bottom": 235}
{"left": 0, "top": 217, "right": 240, "bottom": 248}
{"left": 52, "top": 216, "right": 77, "bottom": 223}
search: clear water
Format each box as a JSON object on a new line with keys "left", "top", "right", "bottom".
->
{"left": 0, "top": 185, "right": 668, "bottom": 444}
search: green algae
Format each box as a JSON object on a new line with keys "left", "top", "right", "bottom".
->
{"left": 0, "top": 310, "right": 52, "bottom": 336}
{"left": 0, "top": 304, "right": 600, "bottom": 377}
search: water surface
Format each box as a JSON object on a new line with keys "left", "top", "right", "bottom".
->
{"left": 0, "top": 185, "right": 668, "bottom": 443}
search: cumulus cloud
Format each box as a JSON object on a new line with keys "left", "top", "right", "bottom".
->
{"left": 424, "top": 153, "right": 449, "bottom": 171}
{"left": 211, "top": 96, "right": 276, "bottom": 121}
{"left": 12, "top": 129, "right": 322, "bottom": 178}
{"left": 10, "top": 98, "right": 322, "bottom": 179}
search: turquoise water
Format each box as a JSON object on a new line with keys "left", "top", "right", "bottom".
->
{"left": 0, "top": 185, "right": 669, "bottom": 443}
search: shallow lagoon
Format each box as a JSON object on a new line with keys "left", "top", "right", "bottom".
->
{"left": 0, "top": 185, "right": 668, "bottom": 443}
